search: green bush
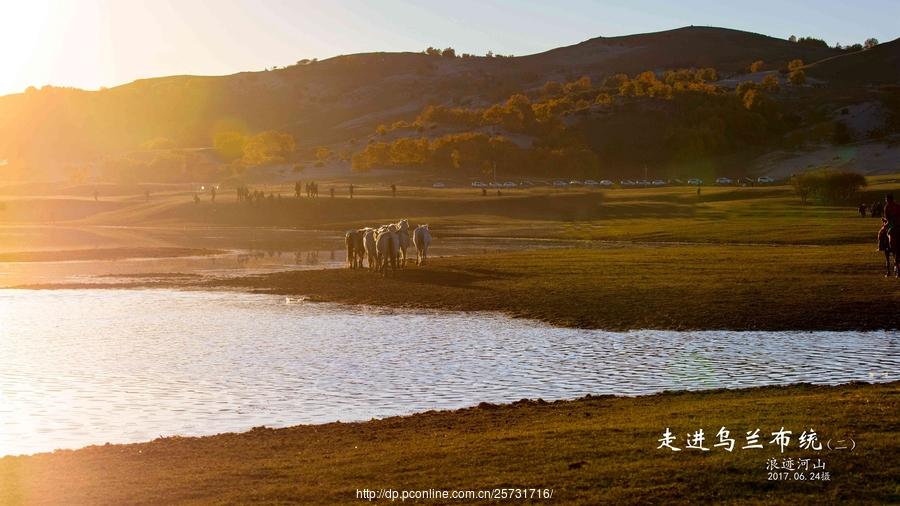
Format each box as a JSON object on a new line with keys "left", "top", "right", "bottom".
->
{"left": 791, "top": 169, "right": 866, "bottom": 204}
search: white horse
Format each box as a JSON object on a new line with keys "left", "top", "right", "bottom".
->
{"left": 395, "top": 219, "right": 411, "bottom": 267}
{"left": 413, "top": 224, "right": 432, "bottom": 266}
{"left": 344, "top": 230, "right": 365, "bottom": 268}
{"left": 375, "top": 225, "right": 399, "bottom": 275}
{"left": 361, "top": 228, "right": 378, "bottom": 270}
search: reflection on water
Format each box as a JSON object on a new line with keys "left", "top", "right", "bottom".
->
{"left": 1, "top": 289, "right": 897, "bottom": 456}
{"left": 0, "top": 226, "right": 586, "bottom": 287}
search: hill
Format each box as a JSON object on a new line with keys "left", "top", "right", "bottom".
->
{"left": 521, "top": 26, "right": 839, "bottom": 76}
{"left": 805, "top": 36, "right": 900, "bottom": 83}
{"left": 0, "top": 26, "right": 852, "bottom": 181}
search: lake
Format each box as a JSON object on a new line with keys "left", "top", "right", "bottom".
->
{"left": 1, "top": 288, "right": 897, "bottom": 456}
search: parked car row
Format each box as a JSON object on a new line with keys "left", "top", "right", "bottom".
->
{"left": 716, "top": 176, "right": 778, "bottom": 185}
{"left": 451, "top": 176, "right": 780, "bottom": 189}
{"left": 620, "top": 179, "right": 668, "bottom": 187}
{"left": 471, "top": 181, "right": 520, "bottom": 188}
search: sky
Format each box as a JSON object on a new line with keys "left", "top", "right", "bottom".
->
{"left": 1, "top": 0, "right": 897, "bottom": 96}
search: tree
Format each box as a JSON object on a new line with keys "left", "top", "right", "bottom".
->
{"left": 541, "top": 81, "right": 564, "bottom": 96}
{"left": 741, "top": 89, "right": 766, "bottom": 111}
{"left": 796, "top": 36, "right": 828, "bottom": 48}
{"left": 761, "top": 74, "right": 780, "bottom": 92}
{"left": 214, "top": 131, "right": 246, "bottom": 161}
{"left": 604, "top": 74, "right": 629, "bottom": 89}
{"left": 736, "top": 81, "right": 758, "bottom": 97}
{"left": 864, "top": 38, "right": 879, "bottom": 49}
{"left": 788, "top": 35, "right": 797, "bottom": 43}
{"left": 787, "top": 59, "right": 804, "bottom": 71}
{"left": 749, "top": 60, "right": 764, "bottom": 73}
{"left": 788, "top": 69, "right": 806, "bottom": 86}
{"left": 697, "top": 68, "right": 718, "bottom": 81}
{"left": 564, "top": 76, "right": 592, "bottom": 93}
{"left": 441, "top": 47, "right": 456, "bottom": 58}
{"left": 791, "top": 169, "right": 866, "bottom": 204}
{"left": 242, "top": 131, "right": 296, "bottom": 166}
{"left": 315, "top": 146, "right": 333, "bottom": 161}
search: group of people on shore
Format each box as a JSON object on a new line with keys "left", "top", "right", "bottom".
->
{"left": 235, "top": 186, "right": 275, "bottom": 204}
{"left": 295, "top": 181, "right": 321, "bottom": 198}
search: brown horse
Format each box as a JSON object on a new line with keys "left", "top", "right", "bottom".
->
{"left": 880, "top": 226, "right": 900, "bottom": 277}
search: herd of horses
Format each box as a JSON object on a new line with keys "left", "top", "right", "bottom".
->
{"left": 345, "top": 220, "right": 431, "bottom": 275}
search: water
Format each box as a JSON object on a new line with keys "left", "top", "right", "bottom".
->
{"left": 0, "top": 289, "right": 897, "bottom": 456}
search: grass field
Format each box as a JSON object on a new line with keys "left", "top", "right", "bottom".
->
{"left": 1, "top": 381, "right": 896, "bottom": 505}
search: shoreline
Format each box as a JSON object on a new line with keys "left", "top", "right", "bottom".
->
{"left": 3, "top": 381, "right": 897, "bottom": 504}
{"left": 4, "top": 378, "right": 897, "bottom": 460}
{"left": 8, "top": 281, "right": 900, "bottom": 334}
{"left": 8, "top": 244, "right": 900, "bottom": 331}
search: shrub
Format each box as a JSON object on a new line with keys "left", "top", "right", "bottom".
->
{"left": 791, "top": 169, "right": 866, "bottom": 204}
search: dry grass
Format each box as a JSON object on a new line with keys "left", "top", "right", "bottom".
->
{"left": 212, "top": 244, "right": 900, "bottom": 331}
{"left": 1, "top": 381, "right": 896, "bottom": 505}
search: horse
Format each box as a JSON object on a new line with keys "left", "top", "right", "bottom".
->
{"left": 881, "top": 225, "right": 900, "bottom": 277}
{"left": 361, "top": 228, "right": 378, "bottom": 270}
{"left": 413, "top": 224, "right": 432, "bottom": 266}
{"left": 375, "top": 225, "right": 399, "bottom": 275}
{"left": 395, "top": 219, "right": 411, "bottom": 267}
{"left": 344, "top": 230, "right": 364, "bottom": 268}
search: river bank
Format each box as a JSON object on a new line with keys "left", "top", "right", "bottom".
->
{"left": 1, "top": 381, "right": 896, "bottom": 505}
{"left": 204, "top": 244, "right": 900, "bottom": 331}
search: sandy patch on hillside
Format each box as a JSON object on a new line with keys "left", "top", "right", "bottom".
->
{"left": 755, "top": 138, "right": 900, "bottom": 178}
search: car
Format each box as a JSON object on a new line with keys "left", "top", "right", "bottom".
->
{"left": 620, "top": 180, "right": 635, "bottom": 187}
{"left": 552, "top": 180, "right": 568, "bottom": 187}
{"left": 716, "top": 177, "right": 733, "bottom": 185}
{"left": 651, "top": 179, "right": 666, "bottom": 186}
{"left": 637, "top": 180, "right": 651, "bottom": 186}
{"left": 687, "top": 178, "right": 703, "bottom": 185}
{"left": 471, "top": 181, "right": 487, "bottom": 188}
{"left": 757, "top": 176, "right": 775, "bottom": 184}
{"left": 670, "top": 178, "right": 684, "bottom": 185}
{"left": 569, "top": 180, "right": 584, "bottom": 186}
{"left": 583, "top": 179, "right": 599, "bottom": 186}
{"left": 432, "top": 182, "right": 446, "bottom": 188}
{"left": 502, "top": 181, "right": 517, "bottom": 188}
{"left": 599, "top": 180, "right": 614, "bottom": 187}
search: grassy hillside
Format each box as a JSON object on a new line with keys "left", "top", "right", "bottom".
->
{"left": 805, "top": 37, "right": 900, "bottom": 84}
{"left": 0, "top": 26, "right": 853, "bottom": 179}
{"left": 525, "top": 26, "right": 840, "bottom": 76}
